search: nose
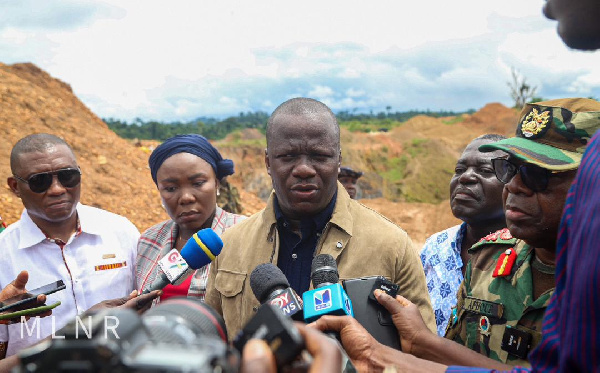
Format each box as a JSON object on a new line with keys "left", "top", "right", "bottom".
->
{"left": 292, "top": 156, "right": 317, "bottom": 179}
{"left": 179, "top": 187, "right": 196, "bottom": 205}
{"left": 46, "top": 175, "right": 67, "bottom": 195}
{"left": 458, "top": 168, "right": 477, "bottom": 184}
{"left": 504, "top": 172, "right": 534, "bottom": 196}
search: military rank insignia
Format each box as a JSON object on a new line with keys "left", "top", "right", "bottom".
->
{"left": 478, "top": 228, "right": 513, "bottom": 243}
{"left": 493, "top": 248, "right": 517, "bottom": 277}
{"left": 518, "top": 107, "right": 552, "bottom": 139}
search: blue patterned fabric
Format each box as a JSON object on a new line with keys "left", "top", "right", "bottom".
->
{"left": 420, "top": 223, "right": 466, "bottom": 336}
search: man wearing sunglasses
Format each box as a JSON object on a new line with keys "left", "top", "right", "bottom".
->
{"left": 441, "top": 98, "right": 599, "bottom": 367}
{"left": 310, "top": 98, "right": 600, "bottom": 372}
{"left": 0, "top": 134, "right": 142, "bottom": 358}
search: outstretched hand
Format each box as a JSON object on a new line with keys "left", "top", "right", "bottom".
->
{"left": 295, "top": 322, "right": 342, "bottom": 372}
{"left": 0, "top": 271, "right": 51, "bottom": 324}
{"left": 87, "top": 290, "right": 161, "bottom": 315}
{"left": 374, "top": 289, "right": 435, "bottom": 355}
{"left": 240, "top": 339, "right": 277, "bottom": 373}
{"left": 240, "top": 323, "right": 342, "bottom": 373}
{"left": 311, "top": 315, "right": 387, "bottom": 372}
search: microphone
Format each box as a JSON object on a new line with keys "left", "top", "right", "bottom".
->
{"left": 249, "top": 263, "right": 304, "bottom": 321}
{"left": 143, "top": 228, "right": 223, "bottom": 294}
{"left": 233, "top": 303, "right": 305, "bottom": 368}
{"left": 302, "top": 254, "right": 353, "bottom": 323}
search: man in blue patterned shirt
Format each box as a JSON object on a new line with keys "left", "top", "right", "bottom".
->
{"left": 421, "top": 134, "right": 507, "bottom": 335}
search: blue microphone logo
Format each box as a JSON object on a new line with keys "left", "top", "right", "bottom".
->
{"left": 314, "top": 289, "right": 332, "bottom": 311}
{"left": 344, "top": 298, "right": 352, "bottom": 315}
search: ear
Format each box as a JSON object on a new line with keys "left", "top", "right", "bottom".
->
{"left": 338, "top": 150, "right": 342, "bottom": 170}
{"left": 264, "top": 148, "right": 271, "bottom": 176}
{"left": 7, "top": 177, "right": 20, "bottom": 198}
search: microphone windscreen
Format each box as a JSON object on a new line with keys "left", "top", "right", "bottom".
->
{"left": 250, "top": 263, "right": 290, "bottom": 303}
{"left": 311, "top": 254, "right": 339, "bottom": 287}
{"left": 180, "top": 228, "right": 223, "bottom": 269}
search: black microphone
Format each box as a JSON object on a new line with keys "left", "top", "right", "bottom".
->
{"left": 143, "top": 228, "right": 223, "bottom": 294}
{"left": 249, "top": 263, "right": 304, "bottom": 321}
{"left": 302, "top": 254, "right": 354, "bottom": 323}
{"left": 233, "top": 303, "right": 305, "bottom": 368}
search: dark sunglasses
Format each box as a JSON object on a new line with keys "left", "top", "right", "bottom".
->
{"left": 491, "top": 158, "right": 557, "bottom": 192}
{"left": 13, "top": 168, "right": 81, "bottom": 193}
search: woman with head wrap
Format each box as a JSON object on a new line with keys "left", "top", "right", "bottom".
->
{"left": 136, "top": 134, "right": 245, "bottom": 303}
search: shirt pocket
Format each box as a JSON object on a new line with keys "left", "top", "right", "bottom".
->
{"left": 215, "top": 269, "right": 248, "bottom": 335}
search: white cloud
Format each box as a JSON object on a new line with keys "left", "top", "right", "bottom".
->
{"left": 308, "top": 85, "right": 335, "bottom": 98}
{"left": 346, "top": 88, "right": 365, "bottom": 98}
{"left": 1, "top": 0, "right": 599, "bottom": 121}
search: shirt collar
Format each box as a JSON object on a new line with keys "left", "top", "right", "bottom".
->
{"left": 75, "top": 204, "right": 105, "bottom": 236}
{"left": 18, "top": 203, "right": 101, "bottom": 250}
{"left": 273, "top": 191, "right": 337, "bottom": 233}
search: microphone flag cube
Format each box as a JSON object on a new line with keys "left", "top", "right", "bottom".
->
{"left": 302, "top": 283, "right": 354, "bottom": 323}
{"left": 158, "top": 249, "right": 189, "bottom": 282}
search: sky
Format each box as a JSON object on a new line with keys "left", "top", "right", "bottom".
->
{"left": 2, "top": 0, "right": 599, "bottom": 122}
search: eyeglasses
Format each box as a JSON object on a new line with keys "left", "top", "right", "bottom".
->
{"left": 491, "top": 158, "right": 555, "bottom": 192}
{"left": 13, "top": 168, "right": 81, "bottom": 193}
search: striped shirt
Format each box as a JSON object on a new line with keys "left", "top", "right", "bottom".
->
{"left": 136, "top": 206, "right": 245, "bottom": 303}
{"left": 528, "top": 130, "right": 600, "bottom": 372}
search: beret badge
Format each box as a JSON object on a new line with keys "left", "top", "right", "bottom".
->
{"left": 518, "top": 108, "right": 551, "bottom": 139}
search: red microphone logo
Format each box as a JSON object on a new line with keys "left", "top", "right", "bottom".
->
{"left": 168, "top": 251, "right": 180, "bottom": 263}
{"left": 270, "top": 292, "right": 291, "bottom": 308}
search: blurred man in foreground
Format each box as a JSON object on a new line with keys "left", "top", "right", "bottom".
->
{"left": 543, "top": 0, "right": 600, "bottom": 50}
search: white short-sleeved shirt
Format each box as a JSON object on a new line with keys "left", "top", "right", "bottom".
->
{"left": 0, "top": 204, "right": 139, "bottom": 356}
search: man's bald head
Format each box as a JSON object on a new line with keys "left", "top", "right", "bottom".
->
{"left": 10, "top": 134, "right": 75, "bottom": 174}
{"left": 266, "top": 98, "right": 340, "bottom": 149}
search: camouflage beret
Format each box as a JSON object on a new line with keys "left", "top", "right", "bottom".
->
{"left": 338, "top": 166, "right": 363, "bottom": 179}
{"left": 480, "top": 98, "right": 600, "bottom": 171}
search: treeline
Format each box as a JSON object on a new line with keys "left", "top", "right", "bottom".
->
{"left": 336, "top": 108, "right": 474, "bottom": 122}
{"left": 104, "top": 111, "right": 269, "bottom": 141}
{"left": 104, "top": 108, "right": 474, "bottom": 141}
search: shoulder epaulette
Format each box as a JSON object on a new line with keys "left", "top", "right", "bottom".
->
{"left": 469, "top": 228, "right": 517, "bottom": 252}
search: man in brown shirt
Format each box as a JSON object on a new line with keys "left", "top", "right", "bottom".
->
{"left": 205, "top": 97, "right": 435, "bottom": 338}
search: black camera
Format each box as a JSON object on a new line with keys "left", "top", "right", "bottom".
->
{"left": 16, "top": 298, "right": 239, "bottom": 372}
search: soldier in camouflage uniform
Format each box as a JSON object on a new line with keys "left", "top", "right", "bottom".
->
{"left": 443, "top": 98, "right": 600, "bottom": 367}
{"left": 342, "top": 98, "right": 600, "bottom": 370}
{"left": 444, "top": 228, "right": 553, "bottom": 366}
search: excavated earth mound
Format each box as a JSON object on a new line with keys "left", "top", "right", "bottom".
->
{"left": 0, "top": 62, "right": 518, "bottom": 246}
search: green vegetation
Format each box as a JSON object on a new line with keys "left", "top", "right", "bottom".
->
{"left": 382, "top": 156, "right": 409, "bottom": 182}
{"left": 104, "top": 109, "right": 474, "bottom": 140}
{"left": 442, "top": 115, "right": 466, "bottom": 125}
{"left": 105, "top": 109, "right": 468, "bottom": 205}
{"left": 104, "top": 111, "right": 269, "bottom": 141}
